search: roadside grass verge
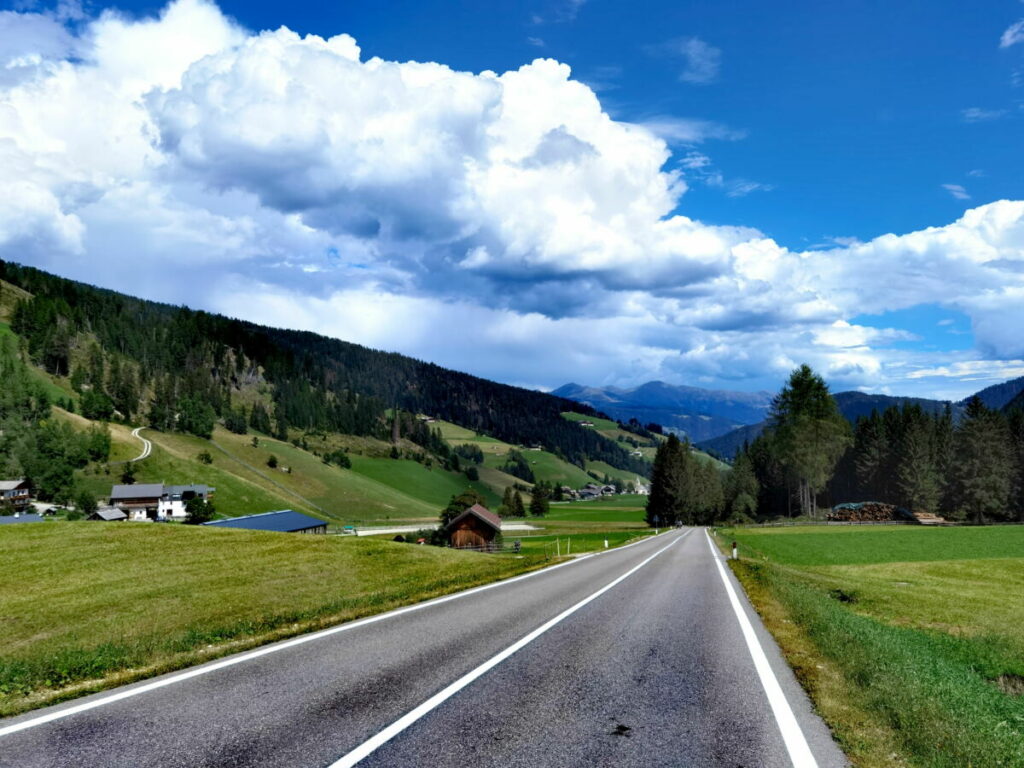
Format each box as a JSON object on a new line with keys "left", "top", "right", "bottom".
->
{"left": 0, "top": 523, "right": 547, "bottom": 717}
{"left": 718, "top": 526, "right": 1024, "bottom": 767}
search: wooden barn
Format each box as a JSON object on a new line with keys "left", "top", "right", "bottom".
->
{"left": 446, "top": 504, "right": 502, "bottom": 550}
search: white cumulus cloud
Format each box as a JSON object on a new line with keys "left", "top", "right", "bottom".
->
{"left": 1, "top": 0, "right": 1024, "bottom": 400}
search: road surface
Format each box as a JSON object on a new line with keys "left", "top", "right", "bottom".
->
{"left": 0, "top": 529, "right": 847, "bottom": 767}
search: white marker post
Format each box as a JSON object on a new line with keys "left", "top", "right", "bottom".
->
{"left": 732, "top": 541, "right": 738, "bottom": 560}
{"left": 604, "top": 539, "right": 609, "bottom": 549}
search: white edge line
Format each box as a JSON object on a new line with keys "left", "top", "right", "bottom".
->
{"left": 0, "top": 528, "right": 675, "bottom": 737}
{"left": 329, "top": 530, "right": 689, "bottom": 768}
{"left": 704, "top": 529, "right": 819, "bottom": 768}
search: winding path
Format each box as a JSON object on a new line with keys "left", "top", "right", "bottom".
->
{"left": 129, "top": 426, "right": 152, "bottom": 462}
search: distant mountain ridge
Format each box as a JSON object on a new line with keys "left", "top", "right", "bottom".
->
{"left": 552, "top": 381, "right": 773, "bottom": 442}
{"left": 962, "top": 376, "right": 1024, "bottom": 411}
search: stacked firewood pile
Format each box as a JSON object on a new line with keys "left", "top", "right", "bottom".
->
{"left": 828, "top": 502, "right": 906, "bottom": 522}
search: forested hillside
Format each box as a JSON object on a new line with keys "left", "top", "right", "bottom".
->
{"left": 0, "top": 261, "right": 647, "bottom": 477}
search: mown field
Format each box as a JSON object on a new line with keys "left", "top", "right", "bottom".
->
{"left": 513, "top": 529, "right": 654, "bottom": 556}
{"left": 718, "top": 525, "right": 1024, "bottom": 768}
{"left": 0, "top": 523, "right": 547, "bottom": 716}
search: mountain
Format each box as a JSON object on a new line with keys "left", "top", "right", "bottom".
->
{"left": 962, "top": 376, "right": 1024, "bottom": 411}
{"left": 697, "top": 391, "right": 952, "bottom": 460}
{"left": 552, "top": 381, "right": 773, "bottom": 442}
{"left": 0, "top": 260, "right": 648, "bottom": 478}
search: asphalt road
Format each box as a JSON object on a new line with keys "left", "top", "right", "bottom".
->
{"left": 0, "top": 529, "right": 848, "bottom": 767}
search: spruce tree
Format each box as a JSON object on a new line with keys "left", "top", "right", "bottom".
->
{"left": 952, "top": 397, "right": 1013, "bottom": 523}
{"left": 769, "top": 364, "right": 851, "bottom": 518}
{"left": 529, "top": 483, "right": 549, "bottom": 517}
{"left": 512, "top": 490, "right": 526, "bottom": 518}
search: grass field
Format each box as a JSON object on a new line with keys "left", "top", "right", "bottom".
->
{"left": 718, "top": 525, "right": 1024, "bottom": 767}
{"left": 0, "top": 523, "right": 547, "bottom": 716}
{"left": 546, "top": 495, "right": 647, "bottom": 523}
{"left": 513, "top": 529, "right": 654, "bottom": 556}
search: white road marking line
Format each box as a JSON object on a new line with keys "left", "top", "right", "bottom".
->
{"left": 704, "top": 530, "right": 819, "bottom": 768}
{"left": 329, "top": 530, "right": 689, "bottom": 768}
{"left": 0, "top": 528, "right": 674, "bottom": 738}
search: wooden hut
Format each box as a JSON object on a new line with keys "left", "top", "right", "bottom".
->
{"left": 446, "top": 504, "right": 502, "bottom": 550}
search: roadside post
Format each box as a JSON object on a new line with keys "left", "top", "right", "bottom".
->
{"left": 653, "top": 514, "right": 660, "bottom": 535}
{"left": 732, "top": 541, "right": 738, "bottom": 560}
{"left": 604, "top": 539, "right": 608, "bottom": 549}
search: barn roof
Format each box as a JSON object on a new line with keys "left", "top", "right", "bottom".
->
{"left": 111, "top": 483, "right": 164, "bottom": 500}
{"left": 92, "top": 507, "right": 128, "bottom": 521}
{"left": 202, "top": 509, "right": 326, "bottom": 533}
{"left": 446, "top": 503, "right": 501, "bottom": 532}
{"left": 0, "top": 479, "right": 28, "bottom": 491}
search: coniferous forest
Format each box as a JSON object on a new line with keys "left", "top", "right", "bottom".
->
{"left": 0, "top": 260, "right": 648, "bottom": 476}
{"left": 646, "top": 364, "right": 1024, "bottom": 526}
{"left": 735, "top": 367, "right": 1024, "bottom": 523}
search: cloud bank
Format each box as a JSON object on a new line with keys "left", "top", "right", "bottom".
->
{"left": 1, "top": 0, "right": 1023, "bottom": 400}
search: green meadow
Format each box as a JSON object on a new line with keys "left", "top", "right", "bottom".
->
{"left": 0, "top": 523, "right": 547, "bottom": 716}
{"left": 719, "top": 524, "right": 1024, "bottom": 768}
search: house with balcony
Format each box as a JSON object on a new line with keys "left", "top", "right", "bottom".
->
{"left": 0, "top": 479, "right": 31, "bottom": 513}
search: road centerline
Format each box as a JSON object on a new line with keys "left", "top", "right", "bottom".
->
{"left": 704, "top": 529, "right": 819, "bottom": 768}
{"left": 328, "top": 530, "right": 690, "bottom": 768}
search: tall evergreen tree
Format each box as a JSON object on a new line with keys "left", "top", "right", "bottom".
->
{"left": 512, "top": 489, "right": 526, "bottom": 518}
{"left": 895, "top": 411, "right": 940, "bottom": 512}
{"left": 769, "top": 364, "right": 851, "bottom": 518}
{"left": 952, "top": 397, "right": 1013, "bottom": 523}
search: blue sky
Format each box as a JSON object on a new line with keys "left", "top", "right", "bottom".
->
{"left": 1, "top": 0, "right": 1024, "bottom": 400}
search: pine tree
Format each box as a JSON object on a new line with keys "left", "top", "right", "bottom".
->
{"left": 895, "top": 414, "right": 940, "bottom": 512}
{"left": 769, "top": 364, "right": 851, "bottom": 518}
{"left": 500, "top": 485, "right": 514, "bottom": 516}
{"left": 529, "top": 482, "right": 549, "bottom": 517}
{"left": 952, "top": 397, "right": 1013, "bottom": 523}
{"left": 512, "top": 490, "right": 526, "bottom": 518}
{"left": 646, "top": 433, "right": 689, "bottom": 526}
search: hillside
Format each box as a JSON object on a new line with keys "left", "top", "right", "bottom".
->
{"left": 0, "top": 260, "right": 649, "bottom": 490}
{"left": 965, "top": 376, "right": 1024, "bottom": 411}
{"left": 552, "top": 380, "right": 772, "bottom": 441}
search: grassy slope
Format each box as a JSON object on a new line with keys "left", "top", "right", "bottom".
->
{"left": 209, "top": 430, "right": 446, "bottom": 522}
{"left": 436, "top": 418, "right": 597, "bottom": 488}
{"left": 0, "top": 279, "right": 30, "bottom": 322}
{"left": 719, "top": 525, "right": 1024, "bottom": 767}
{"left": 347, "top": 454, "right": 500, "bottom": 510}
{"left": 0, "top": 523, "right": 546, "bottom": 716}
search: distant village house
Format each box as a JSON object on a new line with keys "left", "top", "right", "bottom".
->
{"left": 0, "top": 479, "right": 31, "bottom": 513}
{"left": 108, "top": 483, "right": 215, "bottom": 521}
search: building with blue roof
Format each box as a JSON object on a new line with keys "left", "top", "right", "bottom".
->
{"left": 202, "top": 509, "right": 327, "bottom": 534}
{"left": 0, "top": 513, "right": 44, "bottom": 525}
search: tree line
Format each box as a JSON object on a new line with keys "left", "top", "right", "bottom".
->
{"left": 734, "top": 365, "right": 1024, "bottom": 523}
